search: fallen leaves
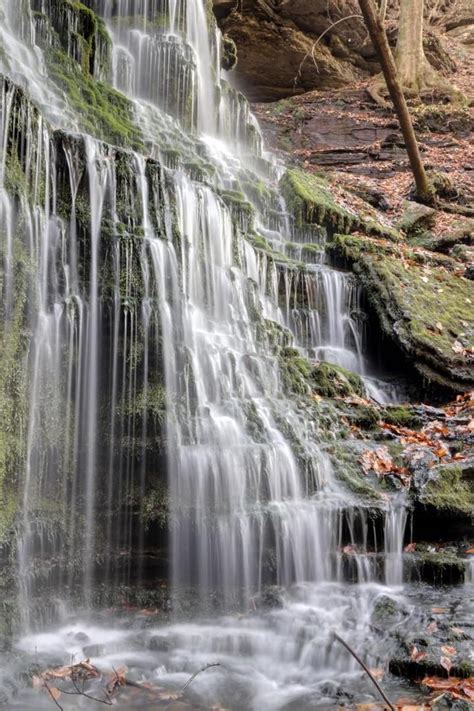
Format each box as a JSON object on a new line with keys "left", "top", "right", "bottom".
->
{"left": 440, "top": 646, "right": 456, "bottom": 657}
{"left": 421, "top": 676, "right": 474, "bottom": 702}
{"left": 440, "top": 656, "right": 453, "bottom": 674}
{"left": 452, "top": 340, "right": 474, "bottom": 359}
{"left": 360, "top": 446, "right": 410, "bottom": 484}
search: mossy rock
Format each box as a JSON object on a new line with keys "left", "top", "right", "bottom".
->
{"left": 412, "top": 102, "right": 473, "bottom": 135}
{"left": 405, "top": 550, "right": 467, "bottom": 584}
{"left": 381, "top": 405, "right": 422, "bottom": 429}
{"left": 417, "top": 463, "right": 474, "bottom": 516}
{"left": 279, "top": 347, "right": 312, "bottom": 396}
{"left": 45, "top": 47, "right": 143, "bottom": 148}
{"left": 310, "top": 361, "right": 364, "bottom": 399}
{"left": 329, "top": 443, "right": 382, "bottom": 503}
{"left": 397, "top": 200, "right": 436, "bottom": 237}
{"left": 280, "top": 168, "right": 401, "bottom": 241}
{"left": 329, "top": 233, "right": 474, "bottom": 392}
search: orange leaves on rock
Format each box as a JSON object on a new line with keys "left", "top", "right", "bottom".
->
{"left": 441, "top": 645, "right": 456, "bottom": 657}
{"left": 421, "top": 676, "right": 474, "bottom": 702}
{"left": 422, "top": 676, "right": 459, "bottom": 690}
{"left": 360, "top": 446, "right": 410, "bottom": 484}
{"left": 404, "top": 542, "right": 416, "bottom": 553}
{"left": 426, "top": 621, "right": 438, "bottom": 634}
{"left": 361, "top": 446, "right": 394, "bottom": 475}
{"left": 462, "top": 679, "right": 474, "bottom": 700}
{"left": 445, "top": 391, "right": 474, "bottom": 416}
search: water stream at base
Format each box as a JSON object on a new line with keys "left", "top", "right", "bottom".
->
{"left": 0, "top": 0, "right": 469, "bottom": 708}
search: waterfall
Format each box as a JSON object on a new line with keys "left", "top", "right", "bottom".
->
{"left": 0, "top": 0, "right": 418, "bottom": 706}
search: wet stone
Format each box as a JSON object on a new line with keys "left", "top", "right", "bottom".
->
{"left": 82, "top": 643, "right": 105, "bottom": 657}
{"left": 148, "top": 635, "right": 172, "bottom": 652}
{"left": 370, "top": 593, "right": 409, "bottom": 630}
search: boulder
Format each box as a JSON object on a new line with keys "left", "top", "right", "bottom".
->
{"left": 328, "top": 233, "right": 474, "bottom": 392}
{"left": 397, "top": 201, "right": 437, "bottom": 236}
{"left": 214, "top": 0, "right": 359, "bottom": 101}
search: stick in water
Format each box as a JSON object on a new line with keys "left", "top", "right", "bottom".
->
{"left": 332, "top": 631, "right": 395, "bottom": 711}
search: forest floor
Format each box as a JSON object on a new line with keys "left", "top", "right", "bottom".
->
{"left": 253, "top": 33, "right": 474, "bottom": 239}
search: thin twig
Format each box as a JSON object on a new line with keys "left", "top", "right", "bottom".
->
{"left": 294, "top": 15, "right": 364, "bottom": 90}
{"left": 43, "top": 681, "right": 64, "bottom": 711}
{"left": 70, "top": 672, "right": 112, "bottom": 706}
{"left": 181, "top": 662, "right": 223, "bottom": 691}
{"left": 332, "top": 631, "right": 395, "bottom": 711}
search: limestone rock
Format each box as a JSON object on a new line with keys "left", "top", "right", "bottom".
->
{"left": 397, "top": 201, "right": 437, "bottom": 236}
{"left": 214, "top": 0, "right": 359, "bottom": 101}
{"left": 328, "top": 233, "right": 474, "bottom": 392}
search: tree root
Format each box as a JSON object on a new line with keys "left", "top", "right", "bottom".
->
{"left": 366, "top": 69, "right": 465, "bottom": 108}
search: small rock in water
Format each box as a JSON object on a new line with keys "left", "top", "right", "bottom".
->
{"left": 74, "top": 631, "right": 90, "bottom": 643}
{"left": 83, "top": 644, "right": 105, "bottom": 657}
{"left": 148, "top": 635, "right": 172, "bottom": 652}
{"left": 371, "top": 594, "right": 408, "bottom": 629}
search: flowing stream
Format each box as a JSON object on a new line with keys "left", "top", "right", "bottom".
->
{"left": 0, "top": 0, "right": 469, "bottom": 708}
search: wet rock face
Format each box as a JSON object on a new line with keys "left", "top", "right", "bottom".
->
{"left": 213, "top": 0, "right": 359, "bottom": 101}
{"left": 212, "top": 1, "right": 460, "bottom": 100}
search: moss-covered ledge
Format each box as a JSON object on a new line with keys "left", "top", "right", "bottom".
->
{"left": 280, "top": 168, "right": 401, "bottom": 241}
{"left": 328, "top": 233, "right": 474, "bottom": 392}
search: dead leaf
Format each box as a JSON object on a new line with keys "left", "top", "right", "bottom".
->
{"left": 427, "top": 621, "right": 438, "bottom": 634}
{"left": 404, "top": 542, "right": 416, "bottom": 553}
{"left": 411, "top": 645, "right": 427, "bottom": 662}
{"left": 440, "top": 656, "right": 453, "bottom": 674}
{"left": 441, "top": 645, "right": 456, "bottom": 657}
{"left": 422, "top": 676, "right": 460, "bottom": 690}
{"left": 461, "top": 680, "right": 474, "bottom": 700}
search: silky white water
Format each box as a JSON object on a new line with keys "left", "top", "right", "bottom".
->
{"left": 0, "top": 0, "right": 446, "bottom": 707}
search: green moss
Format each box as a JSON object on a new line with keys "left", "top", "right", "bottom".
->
{"left": 419, "top": 464, "right": 473, "bottom": 515}
{"left": 310, "top": 361, "right": 364, "bottom": 399}
{"left": 412, "top": 102, "right": 472, "bottom": 134}
{"left": 329, "top": 233, "right": 474, "bottom": 390}
{"left": 407, "top": 550, "right": 467, "bottom": 584}
{"left": 280, "top": 169, "right": 401, "bottom": 241}
{"left": 329, "top": 445, "right": 382, "bottom": 502}
{"left": 32, "top": 0, "right": 111, "bottom": 78}
{"left": 381, "top": 405, "right": 422, "bottom": 429}
{"left": 279, "top": 347, "right": 312, "bottom": 396}
{"left": 0, "top": 239, "right": 30, "bottom": 544}
{"left": 45, "top": 47, "right": 142, "bottom": 148}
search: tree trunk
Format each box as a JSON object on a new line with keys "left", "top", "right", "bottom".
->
{"left": 395, "top": 0, "right": 432, "bottom": 91}
{"left": 358, "top": 0, "right": 432, "bottom": 203}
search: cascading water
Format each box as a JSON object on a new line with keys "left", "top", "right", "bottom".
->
{"left": 1, "top": 0, "right": 469, "bottom": 708}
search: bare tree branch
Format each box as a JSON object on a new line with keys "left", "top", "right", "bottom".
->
{"left": 181, "top": 662, "right": 223, "bottom": 691}
{"left": 332, "top": 631, "right": 396, "bottom": 711}
{"left": 43, "top": 681, "right": 64, "bottom": 711}
{"left": 293, "top": 15, "right": 364, "bottom": 90}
